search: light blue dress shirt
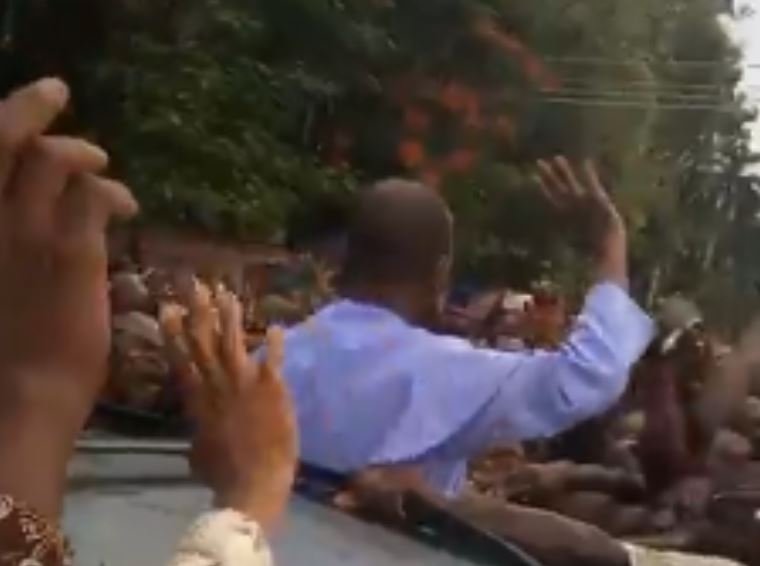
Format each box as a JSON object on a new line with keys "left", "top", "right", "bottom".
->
{"left": 276, "top": 282, "right": 654, "bottom": 497}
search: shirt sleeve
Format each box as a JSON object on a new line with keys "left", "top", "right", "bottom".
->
{"left": 427, "top": 282, "right": 654, "bottom": 460}
{"left": 168, "top": 509, "right": 274, "bottom": 566}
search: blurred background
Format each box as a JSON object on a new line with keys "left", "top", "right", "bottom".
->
{"left": 1, "top": 0, "right": 760, "bottom": 338}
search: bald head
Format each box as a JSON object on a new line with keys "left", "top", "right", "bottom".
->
{"left": 341, "top": 179, "right": 453, "bottom": 287}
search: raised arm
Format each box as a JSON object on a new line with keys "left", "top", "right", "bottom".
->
{"left": 427, "top": 282, "right": 653, "bottom": 459}
{"left": 425, "top": 158, "right": 653, "bottom": 459}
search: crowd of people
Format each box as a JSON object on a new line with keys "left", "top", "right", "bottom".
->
{"left": 1, "top": 76, "right": 760, "bottom": 566}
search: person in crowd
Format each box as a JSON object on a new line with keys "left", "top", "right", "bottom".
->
{"left": 489, "top": 292, "right": 532, "bottom": 351}
{"left": 107, "top": 311, "right": 172, "bottom": 412}
{"left": 276, "top": 159, "right": 652, "bottom": 496}
{"left": 258, "top": 162, "right": 756, "bottom": 566}
{"left": 262, "top": 164, "right": 645, "bottom": 564}
{"left": 524, "top": 283, "right": 567, "bottom": 349}
{"left": 111, "top": 270, "right": 155, "bottom": 315}
{"left": 0, "top": 77, "right": 297, "bottom": 566}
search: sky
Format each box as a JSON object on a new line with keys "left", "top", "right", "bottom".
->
{"left": 731, "top": 0, "right": 760, "bottom": 151}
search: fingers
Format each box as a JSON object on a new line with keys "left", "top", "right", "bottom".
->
{"left": 169, "top": 278, "right": 236, "bottom": 396}
{"left": 181, "top": 278, "right": 228, "bottom": 394}
{"left": 216, "top": 286, "right": 248, "bottom": 384}
{"left": 0, "top": 78, "right": 69, "bottom": 191}
{"left": 168, "top": 276, "right": 283, "bottom": 405}
{"left": 56, "top": 174, "right": 138, "bottom": 254}
{"left": 536, "top": 156, "right": 587, "bottom": 199}
{"left": 0, "top": 77, "right": 136, "bottom": 234}
{"left": 533, "top": 172, "right": 564, "bottom": 209}
{"left": 86, "top": 176, "right": 138, "bottom": 222}
{"left": 535, "top": 157, "right": 584, "bottom": 210}
{"left": 553, "top": 156, "right": 584, "bottom": 198}
{"left": 582, "top": 160, "right": 601, "bottom": 191}
{"left": 0, "top": 78, "right": 138, "bottom": 255}
{"left": 581, "top": 160, "right": 613, "bottom": 207}
{"left": 535, "top": 156, "right": 609, "bottom": 208}
{"left": 12, "top": 137, "right": 109, "bottom": 233}
{"left": 536, "top": 158, "right": 570, "bottom": 203}
{"left": 260, "top": 326, "right": 285, "bottom": 383}
{"left": 159, "top": 303, "right": 203, "bottom": 416}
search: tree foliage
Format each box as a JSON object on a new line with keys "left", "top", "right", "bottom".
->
{"left": 87, "top": 0, "right": 357, "bottom": 240}
{"left": 2, "top": 0, "right": 759, "bottom": 331}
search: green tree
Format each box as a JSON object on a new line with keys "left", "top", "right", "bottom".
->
{"left": 3, "top": 0, "right": 758, "bottom": 332}
{"left": 89, "top": 0, "right": 356, "bottom": 240}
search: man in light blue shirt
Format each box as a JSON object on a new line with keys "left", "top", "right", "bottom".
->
{"left": 280, "top": 157, "right": 654, "bottom": 499}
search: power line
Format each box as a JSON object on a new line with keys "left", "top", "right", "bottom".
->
{"left": 540, "top": 86, "right": 732, "bottom": 103}
{"left": 541, "top": 93, "right": 760, "bottom": 108}
{"left": 537, "top": 80, "right": 760, "bottom": 101}
{"left": 539, "top": 88, "right": 760, "bottom": 104}
{"left": 554, "top": 87, "right": 760, "bottom": 100}
{"left": 536, "top": 96, "right": 745, "bottom": 112}
{"left": 545, "top": 75, "right": 760, "bottom": 93}
{"left": 541, "top": 55, "right": 758, "bottom": 69}
{"left": 555, "top": 77, "right": 737, "bottom": 93}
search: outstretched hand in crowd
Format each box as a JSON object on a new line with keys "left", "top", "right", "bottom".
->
{"left": 0, "top": 78, "right": 138, "bottom": 520}
{"left": 160, "top": 280, "right": 298, "bottom": 534}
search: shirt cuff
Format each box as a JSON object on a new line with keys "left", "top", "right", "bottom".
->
{"left": 169, "top": 509, "right": 273, "bottom": 566}
{"left": 0, "top": 494, "right": 71, "bottom": 566}
{"left": 583, "top": 282, "right": 655, "bottom": 365}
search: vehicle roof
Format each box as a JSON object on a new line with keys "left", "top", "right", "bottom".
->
{"left": 64, "top": 451, "right": 478, "bottom": 566}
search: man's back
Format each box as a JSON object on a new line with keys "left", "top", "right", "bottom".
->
{"left": 281, "top": 301, "right": 492, "bottom": 485}
{"left": 281, "top": 283, "right": 653, "bottom": 496}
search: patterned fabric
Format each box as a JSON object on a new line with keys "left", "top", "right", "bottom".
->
{"left": 168, "top": 509, "right": 273, "bottom": 566}
{"left": 0, "top": 495, "right": 71, "bottom": 566}
{"left": 275, "top": 282, "right": 654, "bottom": 497}
{"left": 624, "top": 544, "right": 742, "bottom": 566}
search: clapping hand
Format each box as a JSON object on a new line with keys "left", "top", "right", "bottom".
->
{"left": 0, "top": 78, "right": 137, "bottom": 519}
{"left": 160, "top": 280, "right": 297, "bottom": 534}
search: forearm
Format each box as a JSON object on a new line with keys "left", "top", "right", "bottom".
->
{"left": 446, "top": 490, "right": 629, "bottom": 566}
{"left": 0, "top": 407, "right": 76, "bottom": 521}
{"left": 546, "top": 282, "right": 652, "bottom": 408}
{"left": 435, "top": 284, "right": 653, "bottom": 458}
{"left": 594, "top": 226, "right": 628, "bottom": 289}
{"left": 214, "top": 470, "right": 293, "bottom": 536}
{"left": 510, "top": 283, "right": 652, "bottom": 437}
{"left": 0, "top": 370, "right": 87, "bottom": 521}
